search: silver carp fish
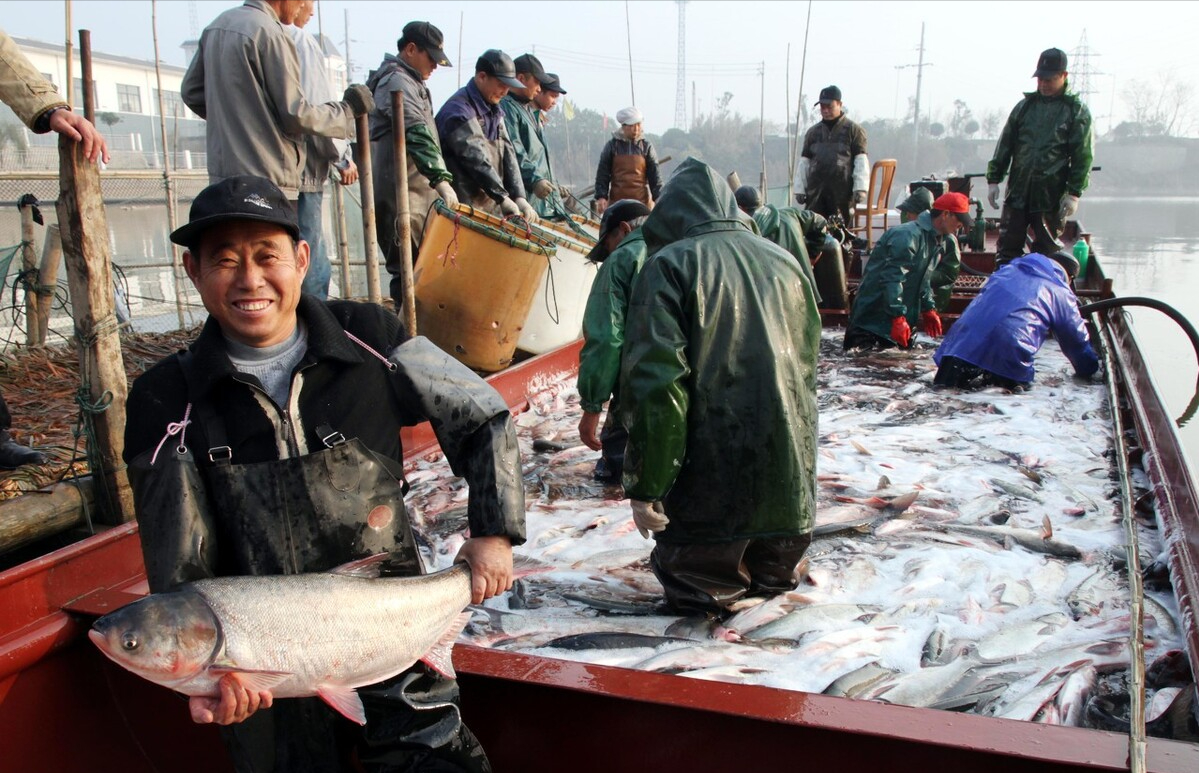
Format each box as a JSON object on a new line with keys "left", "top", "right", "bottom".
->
{"left": 89, "top": 561, "right": 480, "bottom": 725}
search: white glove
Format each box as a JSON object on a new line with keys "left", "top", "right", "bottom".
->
{"left": 499, "top": 197, "right": 521, "bottom": 217}
{"left": 631, "top": 499, "right": 669, "bottom": 539}
{"left": 988, "top": 183, "right": 1001, "bottom": 210}
{"left": 434, "top": 181, "right": 459, "bottom": 209}
{"left": 515, "top": 197, "right": 539, "bottom": 223}
{"left": 854, "top": 189, "right": 867, "bottom": 206}
{"left": 1059, "top": 194, "right": 1079, "bottom": 220}
{"left": 532, "top": 179, "right": 555, "bottom": 200}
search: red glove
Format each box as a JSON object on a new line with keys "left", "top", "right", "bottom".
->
{"left": 890, "top": 316, "right": 911, "bottom": 348}
{"left": 921, "top": 309, "right": 943, "bottom": 337}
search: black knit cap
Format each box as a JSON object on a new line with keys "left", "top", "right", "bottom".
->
{"left": 170, "top": 175, "right": 299, "bottom": 247}
{"left": 587, "top": 200, "right": 651, "bottom": 262}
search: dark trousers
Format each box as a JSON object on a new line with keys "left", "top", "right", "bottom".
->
{"left": 0, "top": 390, "right": 10, "bottom": 432}
{"left": 996, "top": 204, "right": 1064, "bottom": 264}
{"left": 651, "top": 534, "right": 812, "bottom": 615}
{"left": 592, "top": 400, "right": 626, "bottom": 483}
{"left": 843, "top": 327, "right": 897, "bottom": 352}
{"left": 934, "top": 355, "right": 1028, "bottom": 391}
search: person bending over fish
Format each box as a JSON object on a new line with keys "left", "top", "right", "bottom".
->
{"left": 933, "top": 251, "right": 1098, "bottom": 391}
{"left": 121, "top": 175, "right": 525, "bottom": 773}
{"left": 618, "top": 158, "right": 820, "bottom": 615}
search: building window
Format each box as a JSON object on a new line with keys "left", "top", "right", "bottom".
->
{"left": 116, "top": 84, "right": 141, "bottom": 113}
{"left": 153, "top": 88, "right": 186, "bottom": 118}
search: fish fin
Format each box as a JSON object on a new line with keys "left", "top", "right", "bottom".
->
{"left": 330, "top": 552, "right": 397, "bottom": 578}
{"left": 316, "top": 683, "right": 367, "bottom": 725}
{"left": 1041, "top": 515, "right": 1053, "bottom": 539}
{"left": 207, "top": 666, "right": 293, "bottom": 694}
{"left": 887, "top": 491, "right": 919, "bottom": 513}
{"left": 512, "top": 554, "right": 555, "bottom": 580}
{"left": 420, "top": 611, "right": 472, "bottom": 679}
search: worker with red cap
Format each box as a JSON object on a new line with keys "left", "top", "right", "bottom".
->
{"left": 844, "top": 192, "right": 972, "bottom": 350}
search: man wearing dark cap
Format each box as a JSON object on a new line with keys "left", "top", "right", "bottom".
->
{"left": 934, "top": 251, "right": 1098, "bottom": 390}
{"left": 845, "top": 191, "right": 972, "bottom": 350}
{"left": 986, "top": 47, "right": 1093, "bottom": 265}
{"left": 792, "top": 85, "right": 869, "bottom": 225}
{"left": 734, "top": 184, "right": 826, "bottom": 306}
{"left": 500, "top": 54, "right": 564, "bottom": 219}
{"left": 123, "top": 174, "right": 524, "bottom": 773}
{"left": 578, "top": 199, "right": 651, "bottom": 483}
{"left": 436, "top": 49, "right": 538, "bottom": 221}
{"left": 367, "top": 20, "right": 458, "bottom": 308}
{"left": 182, "top": 0, "right": 374, "bottom": 200}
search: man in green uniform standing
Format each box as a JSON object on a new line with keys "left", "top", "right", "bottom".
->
{"left": 844, "top": 192, "right": 973, "bottom": 351}
{"left": 619, "top": 158, "right": 820, "bottom": 615}
{"left": 986, "top": 47, "right": 1093, "bottom": 265}
{"left": 500, "top": 54, "right": 563, "bottom": 219}
{"left": 793, "top": 86, "right": 869, "bottom": 226}
{"left": 577, "top": 200, "right": 651, "bottom": 483}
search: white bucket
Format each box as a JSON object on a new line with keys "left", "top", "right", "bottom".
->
{"left": 517, "top": 219, "right": 599, "bottom": 354}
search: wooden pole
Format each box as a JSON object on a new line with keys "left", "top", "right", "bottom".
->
{"left": 332, "top": 183, "right": 352, "bottom": 298}
{"left": 390, "top": 91, "right": 416, "bottom": 334}
{"left": 793, "top": 0, "right": 813, "bottom": 188}
{"left": 0, "top": 477, "right": 96, "bottom": 556}
{"left": 78, "top": 30, "right": 93, "bottom": 123}
{"left": 56, "top": 133, "right": 133, "bottom": 525}
{"left": 151, "top": 0, "right": 185, "bottom": 328}
{"left": 18, "top": 198, "right": 39, "bottom": 347}
{"left": 624, "top": 0, "right": 636, "bottom": 105}
{"left": 36, "top": 225, "right": 62, "bottom": 346}
{"left": 354, "top": 113, "right": 381, "bottom": 304}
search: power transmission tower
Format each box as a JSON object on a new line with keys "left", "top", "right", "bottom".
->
{"left": 674, "top": 0, "right": 688, "bottom": 129}
{"left": 1070, "top": 29, "right": 1103, "bottom": 105}
{"left": 188, "top": 0, "right": 199, "bottom": 39}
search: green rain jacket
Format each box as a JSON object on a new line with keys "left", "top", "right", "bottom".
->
{"left": 752, "top": 205, "right": 828, "bottom": 305}
{"left": 500, "top": 94, "right": 560, "bottom": 219}
{"left": 619, "top": 158, "right": 819, "bottom": 545}
{"left": 847, "top": 211, "right": 939, "bottom": 344}
{"left": 578, "top": 230, "right": 649, "bottom": 413}
{"left": 986, "top": 88, "right": 1093, "bottom": 212}
{"left": 931, "top": 233, "right": 961, "bottom": 313}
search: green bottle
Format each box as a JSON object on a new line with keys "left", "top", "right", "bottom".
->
{"left": 1072, "top": 238, "right": 1090, "bottom": 279}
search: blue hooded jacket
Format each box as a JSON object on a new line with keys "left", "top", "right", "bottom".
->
{"left": 933, "top": 252, "right": 1098, "bottom": 383}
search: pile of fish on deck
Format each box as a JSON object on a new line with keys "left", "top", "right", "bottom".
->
{"left": 406, "top": 330, "right": 1195, "bottom": 737}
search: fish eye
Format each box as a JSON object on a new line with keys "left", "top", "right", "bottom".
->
{"left": 121, "top": 633, "right": 139, "bottom": 651}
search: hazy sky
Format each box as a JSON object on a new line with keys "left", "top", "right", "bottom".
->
{"left": 1, "top": 0, "right": 1195, "bottom": 138}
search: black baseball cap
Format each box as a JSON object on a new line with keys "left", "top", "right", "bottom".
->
{"left": 513, "top": 53, "right": 554, "bottom": 86}
{"left": 814, "top": 85, "right": 842, "bottom": 105}
{"left": 543, "top": 72, "right": 567, "bottom": 94}
{"left": 587, "top": 200, "right": 651, "bottom": 262}
{"left": 1033, "top": 48, "right": 1068, "bottom": 78}
{"left": 475, "top": 49, "right": 524, "bottom": 89}
{"left": 170, "top": 175, "right": 299, "bottom": 247}
{"left": 399, "top": 21, "right": 451, "bottom": 68}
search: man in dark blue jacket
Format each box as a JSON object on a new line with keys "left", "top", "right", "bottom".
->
{"left": 933, "top": 251, "right": 1098, "bottom": 390}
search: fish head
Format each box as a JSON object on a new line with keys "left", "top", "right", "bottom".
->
{"left": 88, "top": 589, "right": 222, "bottom": 689}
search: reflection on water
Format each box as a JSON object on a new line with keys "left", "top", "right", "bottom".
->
{"left": 1088, "top": 197, "right": 1199, "bottom": 474}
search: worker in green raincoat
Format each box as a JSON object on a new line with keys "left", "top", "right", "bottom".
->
{"left": 577, "top": 200, "right": 651, "bottom": 483}
{"left": 986, "top": 47, "right": 1093, "bottom": 265}
{"left": 733, "top": 184, "right": 826, "bottom": 306}
{"left": 845, "top": 192, "right": 972, "bottom": 351}
{"left": 618, "top": 157, "right": 820, "bottom": 615}
{"left": 500, "top": 54, "right": 562, "bottom": 219}
{"left": 895, "top": 187, "right": 960, "bottom": 312}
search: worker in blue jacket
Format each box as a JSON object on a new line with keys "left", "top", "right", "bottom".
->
{"left": 933, "top": 251, "right": 1098, "bottom": 390}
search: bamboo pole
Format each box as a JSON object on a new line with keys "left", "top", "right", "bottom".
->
{"left": 390, "top": 91, "right": 416, "bottom": 334}
{"left": 64, "top": 1, "right": 73, "bottom": 108}
{"left": 792, "top": 0, "right": 813, "bottom": 201}
{"left": 35, "top": 224, "right": 62, "bottom": 346}
{"left": 332, "top": 183, "right": 352, "bottom": 298}
{"left": 354, "top": 113, "right": 381, "bottom": 304}
{"left": 56, "top": 132, "right": 134, "bottom": 525}
{"left": 151, "top": 0, "right": 186, "bottom": 328}
{"left": 18, "top": 197, "right": 39, "bottom": 347}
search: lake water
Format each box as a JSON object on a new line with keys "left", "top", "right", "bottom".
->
{"left": 1085, "top": 197, "right": 1199, "bottom": 475}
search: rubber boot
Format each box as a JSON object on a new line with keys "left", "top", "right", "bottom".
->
{"left": 0, "top": 430, "right": 46, "bottom": 469}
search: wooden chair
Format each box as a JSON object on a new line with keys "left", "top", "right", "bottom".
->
{"left": 851, "top": 159, "right": 898, "bottom": 249}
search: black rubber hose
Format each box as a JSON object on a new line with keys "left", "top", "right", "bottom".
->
{"left": 1081, "top": 296, "right": 1199, "bottom": 426}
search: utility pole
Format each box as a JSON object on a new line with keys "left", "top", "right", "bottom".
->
{"left": 624, "top": 0, "right": 635, "bottom": 105}
{"left": 674, "top": 0, "right": 688, "bottom": 129}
